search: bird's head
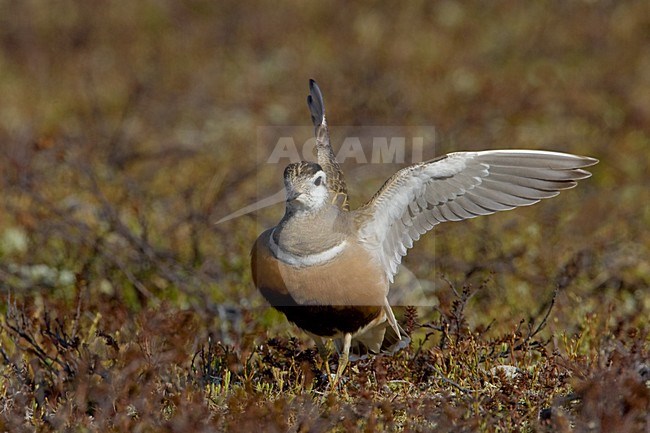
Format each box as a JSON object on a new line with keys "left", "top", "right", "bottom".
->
{"left": 283, "top": 161, "right": 329, "bottom": 212}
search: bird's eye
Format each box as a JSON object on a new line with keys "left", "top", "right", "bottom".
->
{"left": 313, "top": 176, "right": 323, "bottom": 186}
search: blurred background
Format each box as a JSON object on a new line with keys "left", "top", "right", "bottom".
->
{"left": 1, "top": 0, "right": 648, "bottom": 337}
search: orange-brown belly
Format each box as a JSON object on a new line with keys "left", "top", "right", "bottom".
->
{"left": 251, "top": 230, "right": 385, "bottom": 337}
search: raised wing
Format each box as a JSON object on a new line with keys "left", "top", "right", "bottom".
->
{"left": 307, "top": 79, "right": 349, "bottom": 210}
{"left": 355, "top": 150, "right": 598, "bottom": 282}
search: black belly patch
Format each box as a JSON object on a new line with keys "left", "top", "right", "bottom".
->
{"left": 259, "top": 287, "right": 381, "bottom": 336}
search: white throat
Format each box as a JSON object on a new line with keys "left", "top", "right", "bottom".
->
{"left": 269, "top": 229, "right": 347, "bottom": 267}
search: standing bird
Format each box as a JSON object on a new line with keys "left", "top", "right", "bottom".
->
{"left": 251, "top": 80, "right": 597, "bottom": 384}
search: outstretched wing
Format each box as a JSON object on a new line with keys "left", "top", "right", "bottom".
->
{"left": 307, "top": 79, "right": 349, "bottom": 210}
{"left": 354, "top": 150, "right": 598, "bottom": 282}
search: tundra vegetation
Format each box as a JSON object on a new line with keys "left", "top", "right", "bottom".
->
{"left": 0, "top": 1, "right": 648, "bottom": 431}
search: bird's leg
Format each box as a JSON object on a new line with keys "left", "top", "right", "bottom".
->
{"left": 313, "top": 335, "right": 333, "bottom": 378}
{"left": 331, "top": 333, "right": 352, "bottom": 388}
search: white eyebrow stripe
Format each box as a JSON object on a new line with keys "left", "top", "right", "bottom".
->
{"left": 269, "top": 229, "right": 347, "bottom": 267}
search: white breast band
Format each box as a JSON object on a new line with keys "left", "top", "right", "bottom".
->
{"left": 269, "top": 230, "right": 347, "bottom": 267}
